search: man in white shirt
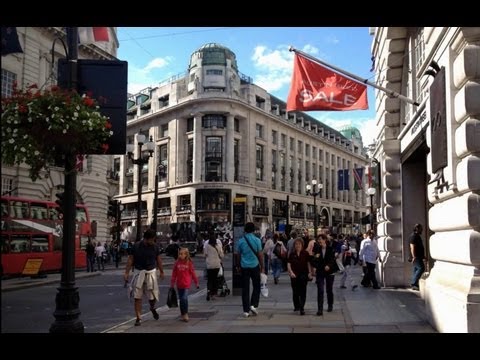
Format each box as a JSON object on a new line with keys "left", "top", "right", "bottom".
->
{"left": 358, "top": 230, "right": 380, "bottom": 289}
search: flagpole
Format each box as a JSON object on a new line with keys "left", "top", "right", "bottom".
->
{"left": 289, "top": 46, "right": 419, "bottom": 107}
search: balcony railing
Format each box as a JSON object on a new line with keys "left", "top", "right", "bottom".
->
{"left": 157, "top": 207, "right": 172, "bottom": 216}
{"left": 252, "top": 207, "right": 269, "bottom": 216}
{"left": 176, "top": 204, "right": 192, "bottom": 214}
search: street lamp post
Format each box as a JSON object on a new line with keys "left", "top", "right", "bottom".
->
{"left": 367, "top": 187, "right": 376, "bottom": 230}
{"left": 127, "top": 134, "right": 154, "bottom": 242}
{"left": 306, "top": 179, "right": 323, "bottom": 239}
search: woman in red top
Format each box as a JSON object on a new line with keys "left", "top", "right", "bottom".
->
{"left": 170, "top": 247, "right": 199, "bottom": 322}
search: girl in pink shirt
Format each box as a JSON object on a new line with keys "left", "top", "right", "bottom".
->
{"left": 170, "top": 248, "right": 199, "bottom": 322}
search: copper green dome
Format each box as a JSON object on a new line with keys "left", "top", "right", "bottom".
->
{"left": 339, "top": 126, "right": 362, "bottom": 140}
{"left": 189, "top": 43, "right": 238, "bottom": 70}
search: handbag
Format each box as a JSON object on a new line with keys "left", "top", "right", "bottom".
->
{"left": 217, "top": 265, "right": 223, "bottom": 277}
{"left": 166, "top": 287, "right": 178, "bottom": 308}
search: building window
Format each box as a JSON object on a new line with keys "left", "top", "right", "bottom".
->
{"left": 312, "top": 146, "right": 317, "bottom": 159}
{"left": 298, "top": 140, "right": 303, "bottom": 155}
{"left": 290, "top": 137, "right": 295, "bottom": 152}
{"left": 187, "top": 117, "right": 194, "bottom": 132}
{"left": 234, "top": 118, "right": 240, "bottom": 132}
{"left": 305, "top": 144, "right": 310, "bottom": 157}
{"left": 158, "top": 144, "right": 168, "bottom": 181}
{"left": 202, "top": 114, "right": 226, "bottom": 129}
{"left": 1, "top": 69, "right": 16, "bottom": 98}
{"left": 281, "top": 133, "right": 286, "bottom": 148}
{"left": 205, "top": 137, "right": 222, "bottom": 181}
{"left": 1, "top": 176, "right": 15, "bottom": 196}
{"left": 255, "top": 124, "right": 264, "bottom": 139}
{"left": 272, "top": 130, "right": 277, "bottom": 145}
{"left": 161, "top": 124, "right": 169, "bottom": 138}
{"left": 126, "top": 176, "right": 134, "bottom": 193}
{"left": 255, "top": 96, "right": 265, "bottom": 109}
{"left": 256, "top": 144, "right": 264, "bottom": 181}
{"left": 319, "top": 149, "right": 323, "bottom": 162}
{"left": 206, "top": 69, "right": 223, "bottom": 75}
{"left": 159, "top": 94, "right": 169, "bottom": 108}
{"left": 187, "top": 139, "right": 193, "bottom": 182}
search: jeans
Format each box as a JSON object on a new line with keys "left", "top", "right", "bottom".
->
{"left": 271, "top": 258, "right": 283, "bottom": 280}
{"left": 411, "top": 258, "right": 425, "bottom": 287}
{"left": 316, "top": 274, "right": 335, "bottom": 310}
{"left": 206, "top": 268, "right": 220, "bottom": 296}
{"left": 177, "top": 288, "right": 189, "bottom": 315}
{"left": 87, "top": 255, "right": 95, "bottom": 272}
{"left": 290, "top": 273, "right": 308, "bottom": 311}
{"left": 241, "top": 265, "right": 261, "bottom": 313}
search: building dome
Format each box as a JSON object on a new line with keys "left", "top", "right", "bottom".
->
{"left": 189, "top": 43, "right": 238, "bottom": 70}
{"left": 339, "top": 126, "right": 362, "bottom": 141}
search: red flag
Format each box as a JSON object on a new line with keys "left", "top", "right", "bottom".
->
{"left": 287, "top": 53, "right": 368, "bottom": 111}
{"left": 78, "top": 27, "right": 110, "bottom": 44}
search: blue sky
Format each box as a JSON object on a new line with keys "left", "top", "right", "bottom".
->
{"left": 117, "top": 27, "right": 377, "bottom": 145}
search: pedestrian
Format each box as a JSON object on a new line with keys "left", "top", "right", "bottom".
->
{"left": 124, "top": 229, "right": 165, "bottom": 326}
{"left": 310, "top": 233, "right": 337, "bottom": 315}
{"left": 269, "top": 233, "right": 287, "bottom": 284}
{"left": 234, "top": 222, "right": 264, "bottom": 318}
{"left": 94, "top": 241, "right": 106, "bottom": 271}
{"left": 85, "top": 237, "right": 95, "bottom": 272}
{"left": 409, "top": 224, "right": 425, "bottom": 291}
{"left": 339, "top": 239, "right": 358, "bottom": 291}
{"left": 359, "top": 230, "right": 380, "bottom": 289}
{"left": 204, "top": 230, "right": 224, "bottom": 301}
{"left": 170, "top": 247, "right": 199, "bottom": 322}
{"left": 287, "top": 237, "right": 313, "bottom": 315}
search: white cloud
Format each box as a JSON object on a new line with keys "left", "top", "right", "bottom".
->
{"left": 128, "top": 56, "right": 172, "bottom": 94}
{"left": 356, "top": 118, "right": 377, "bottom": 145}
{"left": 251, "top": 44, "right": 321, "bottom": 93}
{"left": 325, "top": 35, "right": 340, "bottom": 44}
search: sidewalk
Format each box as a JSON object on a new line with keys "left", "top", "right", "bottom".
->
{"left": 104, "top": 265, "right": 437, "bottom": 333}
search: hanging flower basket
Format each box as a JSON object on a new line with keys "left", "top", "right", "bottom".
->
{"left": 1, "top": 83, "right": 113, "bottom": 181}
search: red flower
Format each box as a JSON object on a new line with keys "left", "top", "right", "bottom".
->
{"left": 83, "top": 97, "right": 95, "bottom": 107}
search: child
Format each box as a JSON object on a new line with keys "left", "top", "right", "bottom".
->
{"left": 170, "top": 247, "right": 199, "bottom": 322}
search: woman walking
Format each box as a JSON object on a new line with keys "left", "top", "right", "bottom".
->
{"left": 287, "top": 238, "right": 313, "bottom": 315}
{"left": 204, "top": 230, "right": 224, "bottom": 300}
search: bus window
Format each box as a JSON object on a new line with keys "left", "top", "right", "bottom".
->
{"left": 80, "top": 236, "right": 89, "bottom": 250}
{"left": 76, "top": 208, "right": 87, "bottom": 222}
{"left": 12, "top": 201, "right": 28, "bottom": 219}
{"left": 32, "top": 235, "right": 49, "bottom": 252}
{"left": 31, "top": 202, "right": 48, "bottom": 220}
{"left": 53, "top": 233, "right": 62, "bottom": 251}
{"left": 10, "top": 235, "right": 30, "bottom": 253}
{"left": 49, "top": 207, "right": 59, "bottom": 221}
{"left": 1, "top": 235, "right": 10, "bottom": 253}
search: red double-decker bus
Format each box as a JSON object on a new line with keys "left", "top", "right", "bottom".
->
{"left": 1, "top": 196, "right": 91, "bottom": 276}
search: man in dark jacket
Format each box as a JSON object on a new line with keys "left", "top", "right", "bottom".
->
{"left": 409, "top": 224, "right": 425, "bottom": 291}
{"left": 310, "top": 233, "right": 337, "bottom": 316}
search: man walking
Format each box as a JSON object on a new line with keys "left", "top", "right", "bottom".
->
{"left": 359, "top": 230, "right": 380, "bottom": 289}
{"left": 234, "top": 222, "right": 264, "bottom": 318}
{"left": 409, "top": 224, "right": 425, "bottom": 291}
{"left": 124, "top": 229, "right": 164, "bottom": 326}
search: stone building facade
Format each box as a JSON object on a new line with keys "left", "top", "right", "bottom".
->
{"left": 370, "top": 27, "right": 480, "bottom": 332}
{"left": 115, "top": 43, "right": 369, "bottom": 242}
{"left": 1, "top": 27, "right": 119, "bottom": 243}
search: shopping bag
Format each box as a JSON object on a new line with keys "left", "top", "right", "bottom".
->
{"left": 260, "top": 273, "right": 269, "bottom": 297}
{"left": 217, "top": 264, "right": 224, "bottom": 277}
{"left": 166, "top": 287, "right": 178, "bottom": 308}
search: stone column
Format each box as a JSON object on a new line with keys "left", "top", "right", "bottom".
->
{"left": 193, "top": 114, "right": 202, "bottom": 183}
{"left": 424, "top": 33, "right": 480, "bottom": 333}
{"left": 226, "top": 114, "right": 234, "bottom": 182}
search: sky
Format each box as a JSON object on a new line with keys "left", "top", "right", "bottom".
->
{"left": 117, "top": 27, "right": 378, "bottom": 145}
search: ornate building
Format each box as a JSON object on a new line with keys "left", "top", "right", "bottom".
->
{"left": 1, "top": 27, "right": 119, "bottom": 243}
{"left": 370, "top": 27, "right": 480, "bottom": 332}
{"left": 115, "top": 43, "right": 369, "bottom": 241}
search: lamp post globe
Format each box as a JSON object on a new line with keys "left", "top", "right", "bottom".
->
{"left": 306, "top": 179, "right": 322, "bottom": 239}
{"left": 367, "top": 187, "right": 376, "bottom": 230}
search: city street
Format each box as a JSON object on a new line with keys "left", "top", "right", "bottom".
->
{"left": 1, "top": 253, "right": 216, "bottom": 333}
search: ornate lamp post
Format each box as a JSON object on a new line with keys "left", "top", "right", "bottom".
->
{"left": 127, "top": 134, "right": 154, "bottom": 242}
{"left": 306, "top": 179, "right": 323, "bottom": 239}
{"left": 367, "top": 187, "right": 376, "bottom": 230}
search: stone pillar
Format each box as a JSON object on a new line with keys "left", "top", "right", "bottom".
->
{"left": 193, "top": 114, "right": 202, "bottom": 182}
{"left": 226, "top": 114, "right": 234, "bottom": 182}
{"left": 424, "top": 35, "right": 480, "bottom": 333}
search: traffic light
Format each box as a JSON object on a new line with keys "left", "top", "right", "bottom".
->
{"left": 108, "top": 199, "right": 118, "bottom": 220}
{"left": 55, "top": 192, "right": 65, "bottom": 216}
